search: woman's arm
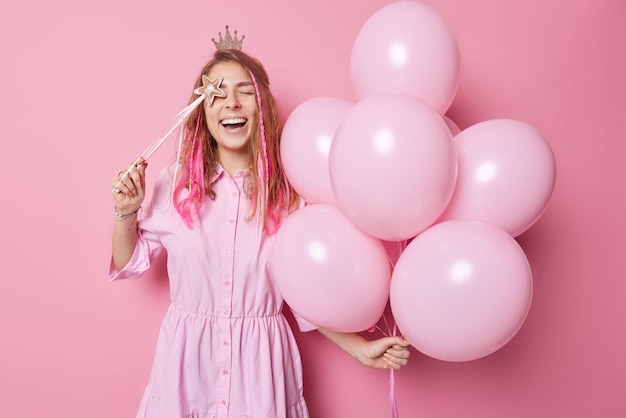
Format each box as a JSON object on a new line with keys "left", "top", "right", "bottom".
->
{"left": 318, "top": 328, "right": 410, "bottom": 370}
{"left": 111, "top": 160, "right": 147, "bottom": 271}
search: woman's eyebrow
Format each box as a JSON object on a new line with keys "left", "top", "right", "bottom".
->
{"left": 221, "top": 80, "right": 254, "bottom": 88}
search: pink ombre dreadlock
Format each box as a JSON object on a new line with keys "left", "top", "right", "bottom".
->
{"left": 173, "top": 49, "right": 298, "bottom": 232}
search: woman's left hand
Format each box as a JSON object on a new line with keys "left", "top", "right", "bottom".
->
{"left": 318, "top": 329, "right": 411, "bottom": 371}
{"left": 362, "top": 336, "right": 411, "bottom": 370}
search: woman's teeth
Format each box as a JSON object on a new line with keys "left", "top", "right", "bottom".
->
{"left": 221, "top": 118, "right": 247, "bottom": 128}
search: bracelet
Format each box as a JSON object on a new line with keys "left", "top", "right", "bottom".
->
{"left": 115, "top": 206, "right": 142, "bottom": 221}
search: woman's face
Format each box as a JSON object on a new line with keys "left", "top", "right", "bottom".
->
{"left": 204, "top": 61, "right": 258, "bottom": 165}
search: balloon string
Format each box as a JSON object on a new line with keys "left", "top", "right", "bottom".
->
{"left": 371, "top": 313, "right": 400, "bottom": 418}
{"left": 390, "top": 368, "right": 399, "bottom": 418}
{"left": 389, "top": 322, "right": 399, "bottom": 418}
{"left": 382, "top": 311, "right": 393, "bottom": 337}
{"left": 386, "top": 239, "right": 409, "bottom": 271}
{"left": 375, "top": 239, "right": 408, "bottom": 418}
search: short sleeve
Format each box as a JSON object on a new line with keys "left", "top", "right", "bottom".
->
{"left": 108, "top": 228, "right": 163, "bottom": 282}
{"left": 290, "top": 308, "right": 319, "bottom": 332}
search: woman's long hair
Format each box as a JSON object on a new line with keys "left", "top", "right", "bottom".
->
{"left": 173, "top": 49, "right": 298, "bottom": 233}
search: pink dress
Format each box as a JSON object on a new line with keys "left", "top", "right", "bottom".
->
{"left": 109, "top": 165, "right": 315, "bottom": 418}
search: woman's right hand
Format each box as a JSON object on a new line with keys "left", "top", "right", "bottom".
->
{"left": 110, "top": 158, "right": 147, "bottom": 272}
{"left": 110, "top": 158, "right": 147, "bottom": 214}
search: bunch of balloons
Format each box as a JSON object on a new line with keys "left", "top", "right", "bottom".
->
{"left": 271, "top": 0, "right": 556, "bottom": 362}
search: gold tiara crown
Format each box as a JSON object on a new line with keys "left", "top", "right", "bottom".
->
{"left": 212, "top": 25, "right": 245, "bottom": 50}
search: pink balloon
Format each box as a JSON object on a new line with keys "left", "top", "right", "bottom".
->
{"left": 329, "top": 93, "right": 457, "bottom": 241}
{"left": 390, "top": 220, "right": 533, "bottom": 362}
{"left": 281, "top": 97, "right": 352, "bottom": 204}
{"left": 350, "top": 0, "right": 461, "bottom": 114}
{"left": 270, "top": 204, "right": 391, "bottom": 332}
{"left": 438, "top": 119, "right": 556, "bottom": 237}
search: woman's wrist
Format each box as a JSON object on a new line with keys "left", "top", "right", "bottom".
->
{"left": 114, "top": 206, "right": 142, "bottom": 222}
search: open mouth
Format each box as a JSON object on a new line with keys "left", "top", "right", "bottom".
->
{"left": 221, "top": 118, "right": 248, "bottom": 130}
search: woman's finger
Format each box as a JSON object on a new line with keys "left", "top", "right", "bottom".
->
{"left": 127, "top": 169, "right": 143, "bottom": 196}
{"left": 383, "top": 353, "right": 407, "bottom": 369}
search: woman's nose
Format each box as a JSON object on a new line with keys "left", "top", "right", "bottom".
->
{"left": 224, "top": 92, "right": 240, "bottom": 108}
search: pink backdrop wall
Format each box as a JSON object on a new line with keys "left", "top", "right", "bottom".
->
{"left": 1, "top": 0, "right": 624, "bottom": 416}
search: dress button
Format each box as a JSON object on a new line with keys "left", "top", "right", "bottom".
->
{"left": 221, "top": 400, "right": 227, "bottom": 406}
{"left": 222, "top": 370, "right": 229, "bottom": 375}
{"left": 226, "top": 249, "right": 232, "bottom": 254}
{"left": 224, "top": 281, "right": 230, "bottom": 286}
{"left": 229, "top": 219, "right": 234, "bottom": 224}
{"left": 223, "top": 341, "right": 229, "bottom": 346}
{"left": 223, "top": 309, "right": 229, "bottom": 315}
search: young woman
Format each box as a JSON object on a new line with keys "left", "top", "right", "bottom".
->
{"left": 110, "top": 48, "right": 409, "bottom": 418}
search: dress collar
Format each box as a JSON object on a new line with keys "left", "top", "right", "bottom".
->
{"left": 210, "top": 163, "right": 249, "bottom": 184}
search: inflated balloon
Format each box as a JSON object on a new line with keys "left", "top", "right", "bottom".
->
{"left": 390, "top": 220, "right": 533, "bottom": 362}
{"left": 270, "top": 204, "right": 391, "bottom": 332}
{"left": 438, "top": 119, "right": 556, "bottom": 237}
{"left": 281, "top": 97, "right": 352, "bottom": 204}
{"left": 350, "top": 0, "right": 461, "bottom": 114}
{"left": 329, "top": 93, "right": 457, "bottom": 241}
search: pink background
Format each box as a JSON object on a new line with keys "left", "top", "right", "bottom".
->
{"left": 1, "top": 0, "right": 624, "bottom": 416}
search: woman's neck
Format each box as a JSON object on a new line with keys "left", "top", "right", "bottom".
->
{"left": 219, "top": 153, "right": 249, "bottom": 177}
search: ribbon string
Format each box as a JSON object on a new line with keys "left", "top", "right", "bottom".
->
{"left": 389, "top": 322, "right": 399, "bottom": 418}
{"left": 371, "top": 312, "right": 401, "bottom": 418}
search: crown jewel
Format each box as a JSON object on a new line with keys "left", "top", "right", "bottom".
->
{"left": 212, "top": 25, "right": 245, "bottom": 50}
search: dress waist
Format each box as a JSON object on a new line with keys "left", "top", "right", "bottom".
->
{"left": 168, "top": 303, "right": 284, "bottom": 320}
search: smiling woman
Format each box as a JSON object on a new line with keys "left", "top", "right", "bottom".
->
{"left": 107, "top": 36, "right": 409, "bottom": 418}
